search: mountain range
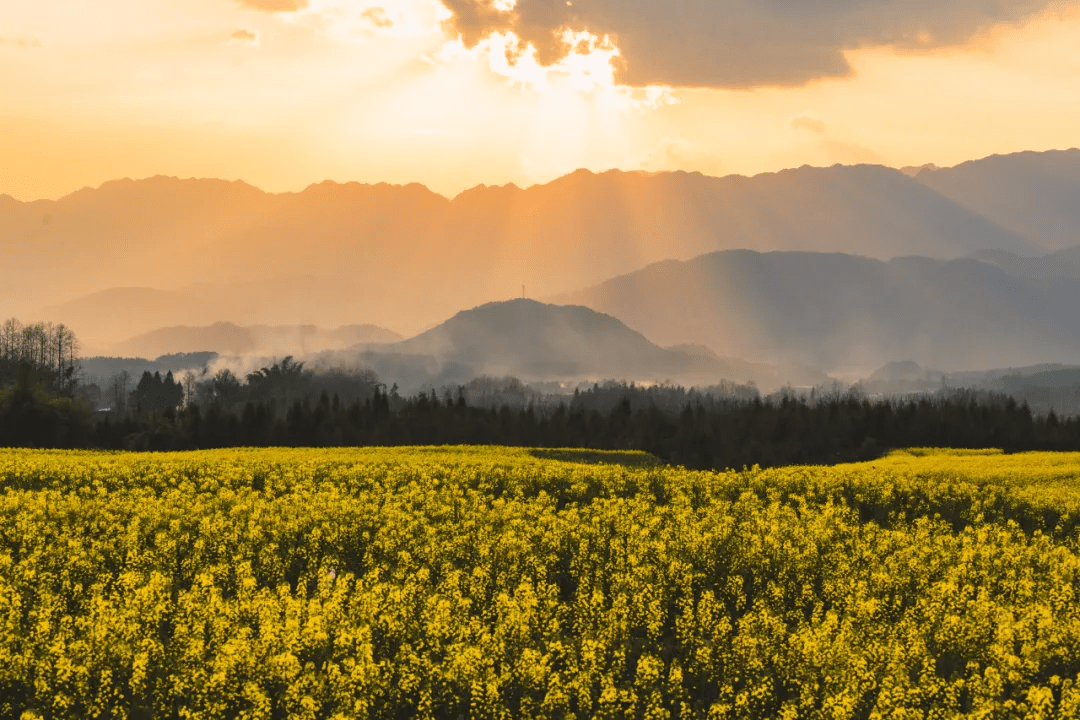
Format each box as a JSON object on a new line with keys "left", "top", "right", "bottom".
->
{"left": 552, "top": 248, "right": 1080, "bottom": 373}
{"left": 916, "top": 149, "right": 1080, "bottom": 252}
{"left": 3, "top": 147, "right": 1080, "bottom": 379}
{"left": 114, "top": 322, "right": 401, "bottom": 360}
{"left": 6, "top": 148, "right": 1078, "bottom": 349}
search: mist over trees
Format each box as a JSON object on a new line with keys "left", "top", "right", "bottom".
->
{"left": 193, "top": 359, "right": 383, "bottom": 415}
{"left": 3, "top": 316, "right": 1080, "bottom": 471}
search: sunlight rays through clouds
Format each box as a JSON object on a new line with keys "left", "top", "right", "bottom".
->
{"left": 1, "top": 0, "right": 1080, "bottom": 201}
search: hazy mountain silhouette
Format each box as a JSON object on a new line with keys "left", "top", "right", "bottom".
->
{"left": 440, "top": 165, "right": 1039, "bottom": 296}
{"left": 916, "top": 149, "right": 1080, "bottom": 252}
{"left": 43, "top": 288, "right": 221, "bottom": 352}
{"left": 867, "top": 360, "right": 940, "bottom": 384}
{"left": 857, "top": 360, "right": 1080, "bottom": 416}
{"left": 967, "top": 245, "right": 1080, "bottom": 279}
{"left": 392, "top": 299, "right": 673, "bottom": 378}
{"left": 79, "top": 353, "right": 220, "bottom": 389}
{"left": 43, "top": 277, "right": 394, "bottom": 351}
{"left": 3, "top": 158, "right": 1050, "bottom": 345}
{"left": 115, "top": 322, "right": 401, "bottom": 360}
{"left": 552, "top": 249, "right": 1080, "bottom": 373}
{"left": 857, "top": 360, "right": 946, "bottom": 396}
{"left": 999, "top": 368, "right": 1080, "bottom": 393}
{"left": 362, "top": 299, "right": 829, "bottom": 391}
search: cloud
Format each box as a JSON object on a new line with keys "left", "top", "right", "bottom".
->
{"left": 362, "top": 7, "right": 394, "bottom": 29}
{"left": 790, "top": 116, "right": 827, "bottom": 134}
{"left": 235, "top": 0, "right": 309, "bottom": 11}
{"left": 0, "top": 36, "right": 42, "bottom": 48}
{"left": 440, "top": 0, "right": 1065, "bottom": 88}
{"left": 230, "top": 28, "right": 259, "bottom": 41}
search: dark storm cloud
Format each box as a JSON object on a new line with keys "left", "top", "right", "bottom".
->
{"left": 441, "top": 0, "right": 1066, "bottom": 88}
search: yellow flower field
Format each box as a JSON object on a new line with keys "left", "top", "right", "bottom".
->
{"left": 1, "top": 447, "right": 1079, "bottom": 718}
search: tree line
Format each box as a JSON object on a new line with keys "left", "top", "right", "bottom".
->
{"left": 3, "top": 320, "right": 1080, "bottom": 470}
{"left": 0, "top": 319, "right": 79, "bottom": 393}
{"left": 81, "top": 383, "right": 1079, "bottom": 470}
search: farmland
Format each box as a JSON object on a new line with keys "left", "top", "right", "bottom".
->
{"left": 1, "top": 447, "right": 1079, "bottom": 718}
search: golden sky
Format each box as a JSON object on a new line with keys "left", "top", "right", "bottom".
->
{"left": 2, "top": 0, "right": 1080, "bottom": 201}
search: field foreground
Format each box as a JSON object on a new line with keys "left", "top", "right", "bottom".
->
{"left": 1, "top": 447, "right": 1080, "bottom": 718}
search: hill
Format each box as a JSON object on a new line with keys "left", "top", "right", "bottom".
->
{"left": 552, "top": 250, "right": 1080, "bottom": 373}
{"left": 916, "top": 148, "right": 1080, "bottom": 252}
{"left": 78, "top": 353, "right": 220, "bottom": 388}
{"left": 967, "top": 244, "right": 1080, "bottom": 279}
{"left": 2, "top": 161, "right": 1047, "bottom": 346}
{"left": 330, "top": 299, "right": 829, "bottom": 392}
{"left": 390, "top": 299, "right": 676, "bottom": 379}
{"left": 113, "top": 322, "right": 402, "bottom": 359}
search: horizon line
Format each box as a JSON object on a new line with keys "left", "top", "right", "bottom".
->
{"left": 5, "top": 146, "right": 1078, "bottom": 205}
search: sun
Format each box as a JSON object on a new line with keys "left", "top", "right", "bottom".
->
{"left": 472, "top": 29, "right": 622, "bottom": 92}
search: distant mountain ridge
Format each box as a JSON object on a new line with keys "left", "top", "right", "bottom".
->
{"left": 4, "top": 152, "right": 1066, "bottom": 347}
{"left": 94, "top": 300, "right": 830, "bottom": 393}
{"left": 916, "top": 149, "right": 1080, "bottom": 252}
{"left": 79, "top": 353, "right": 220, "bottom": 388}
{"left": 115, "top": 322, "right": 402, "bottom": 359}
{"left": 967, "top": 245, "right": 1080, "bottom": 279}
{"left": 552, "top": 248, "right": 1080, "bottom": 373}
{"left": 320, "top": 299, "right": 830, "bottom": 392}
{"left": 43, "top": 278, "right": 401, "bottom": 351}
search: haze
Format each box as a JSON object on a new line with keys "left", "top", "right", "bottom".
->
{"left": 4, "top": 1, "right": 1080, "bottom": 201}
{"left": 5, "top": 0, "right": 1080, "bottom": 393}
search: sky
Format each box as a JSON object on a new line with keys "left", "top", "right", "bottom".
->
{"left": 2, "top": 0, "right": 1080, "bottom": 201}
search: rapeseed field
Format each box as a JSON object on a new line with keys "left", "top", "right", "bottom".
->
{"left": 1, "top": 446, "right": 1078, "bottom": 718}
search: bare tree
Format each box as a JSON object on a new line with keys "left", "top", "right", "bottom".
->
{"left": 182, "top": 371, "right": 197, "bottom": 408}
{"left": 113, "top": 370, "right": 130, "bottom": 414}
{"left": 1, "top": 319, "right": 82, "bottom": 393}
{"left": 0, "top": 319, "right": 17, "bottom": 363}
{"left": 52, "top": 323, "right": 79, "bottom": 392}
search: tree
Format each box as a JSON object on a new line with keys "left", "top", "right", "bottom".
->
{"left": 246, "top": 356, "right": 309, "bottom": 410}
{"left": 112, "top": 370, "right": 131, "bottom": 415}
{"left": 182, "top": 371, "right": 197, "bottom": 408}
{"left": 130, "top": 371, "right": 184, "bottom": 415}
{"left": 0, "top": 319, "right": 82, "bottom": 394}
{"left": 0, "top": 384, "right": 90, "bottom": 447}
{"left": 211, "top": 369, "right": 241, "bottom": 407}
